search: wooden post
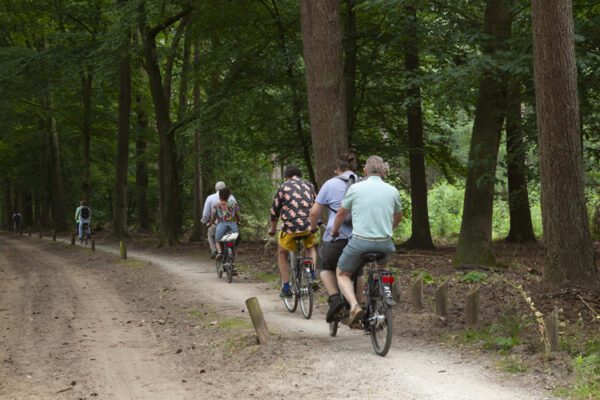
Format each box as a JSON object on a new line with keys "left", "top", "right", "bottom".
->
{"left": 466, "top": 285, "right": 481, "bottom": 325}
{"left": 411, "top": 273, "right": 423, "bottom": 309}
{"left": 544, "top": 308, "right": 560, "bottom": 352}
{"left": 38, "top": 232, "right": 42, "bottom": 239}
{"left": 245, "top": 297, "right": 269, "bottom": 344}
{"left": 71, "top": 234, "right": 75, "bottom": 246}
{"left": 120, "top": 241, "right": 127, "bottom": 259}
{"left": 435, "top": 280, "right": 449, "bottom": 318}
{"left": 91, "top": 239, "right": 95, "bottom": 252}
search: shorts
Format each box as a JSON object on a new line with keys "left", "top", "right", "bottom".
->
{"left": 318, "top": 239, "right": 348, "bottom": 272}
{"left": 337, "top": 236, "right": 395, "bottom": 274}
{"left": 278, "top": 231, "right": 315, "bottom": 252}
{"left": 216, "top": 222, "right": 239, "bottom": 242}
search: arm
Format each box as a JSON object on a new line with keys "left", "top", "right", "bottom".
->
{"left": 392, "top": 212, "right": 403, "bottom": 230}
{"left": 201, "top": 196, "right": 212, "bottom": 224}
{"left": 331, "top": 207, "right": 349, "bottom": 237}
{"left": 74, "top": 207, "right": 80, "bottom": 222}
{"left": 309, "top": 202, "right": 323, "bottom": 232}
{"left": 268, "top": 187, "right": 283, "bottom": 235}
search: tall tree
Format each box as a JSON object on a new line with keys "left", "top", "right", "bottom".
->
{"left": 505, "top": 80, "right": 535, "bottom": 243}
{"left": 189, "top": 37, "right": 204, "bottom": 242}
{"left": 300, "top": 0, "right": 348, "bottom": 188}
{"left": 455, "top": 0, "right": 513, "bottom": 268}
{"left": 402, "top": 2, "right": 434, "bottom": 249}
{"left": 113, "top": 7, "right": 131, "bottom": 239}
{"left": 344, "top": 0, "right": 357, "bottom": 145}
{"left": 531, "top": 0, "right": 596, "bottom": 286}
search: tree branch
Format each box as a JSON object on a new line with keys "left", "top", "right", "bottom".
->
{"left": 148, "top": 6, "right": 193, "bottom": 39}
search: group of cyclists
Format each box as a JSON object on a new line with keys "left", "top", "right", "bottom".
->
{"left": 205, "top": 154, "right": 403, "bottom": 327}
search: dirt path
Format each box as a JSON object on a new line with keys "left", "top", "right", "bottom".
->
{"left": 1, "top": 235, "right": 556, "bottom": 399}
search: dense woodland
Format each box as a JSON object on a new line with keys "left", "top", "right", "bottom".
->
{"left": 0, "top": 1, "right": 598, "bottom": 287}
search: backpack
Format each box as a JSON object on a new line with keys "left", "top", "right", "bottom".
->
{"left": 80, "top": 206, "right": 90, "bottom": 219}
{"left": 327, "top": 174, "right": 357, "bottom": 223}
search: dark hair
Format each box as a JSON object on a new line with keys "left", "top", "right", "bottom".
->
{"left": 284, "top": 165, "right": 302, "bottom": 179}
{"left": 219, "top": 188, "right": 231, "bottom": 201}
{"left": 336, "top": 152, "right": 357, "bottom": 173}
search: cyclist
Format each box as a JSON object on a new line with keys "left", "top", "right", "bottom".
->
{"left": 201, "top": 181, "right": 236, "bottom": 258}
{"left": 12, "top": 211, "right": 22, "bottom": 232}
{"left": 74, "top": 201, "right": 92, "bottom": 241}
{"left": 269, "top": 165, "right": 316, "bottom": 298}
{"left": 210, "top": 187, "right": 240, "bottom": 260}
{"left": 331, "top": 155, "right": 402, "bottom": 326}
{"left": 308, "top": 153, "right": 360, "bottom": 322}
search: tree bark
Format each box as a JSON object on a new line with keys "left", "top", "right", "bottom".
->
{"left": 505, "top": 81, "right": 536, "bottom": 243}
{"left": 455, "top": 0, "right": 513, "bottom": 268}
{"left": 138, "top": 3, "right": 189, "bottom": 245}
{"left": 531, "top": 0, "right": 596, "bottom": 286}
{"left": 23, "top": 191, "right": 33, "bottom": 229}
{"left": 402, "top": 3, "right": 434, "bottom": 250}
{"left": 344, "top": 0, "right": 357, "bottom": 145}
{"left": 300, "top": 0, "right": 348, "bottom": 188}
{"left": 81, "top": 73, "right": 93, "bottom": 203}
{"left": 189, "top": 38, "right": 205, "bottom": 242}
{"left": 113, "top": 19, "right": 131, "bottom": 239}
{"left": 3, "top": 180, "right": 11, "bottom": 231}
{"left": 135, "top": 90, "right": 151, "bottom": 232}
{"left": 46, "top": 95, "right": 68, "bottom": 232}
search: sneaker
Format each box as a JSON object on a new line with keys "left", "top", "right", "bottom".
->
{"left": 279, "top": 288, "right": 293, "bottom": 298}
{"left": 348, "top": 304, "right": 363, "bottom": 326}
{"left": 215, "top": 253, "right": 223, "bottom": 261}
{"left": 326, "top": 294, "right": 345, "bottom": 323}
{"left": 210, "top": 250, "right": 218, "bottom": 259}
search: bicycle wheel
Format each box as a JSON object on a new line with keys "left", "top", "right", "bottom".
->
{"left": 216, "top": 257, "right": 223, "bottom": 279}
{"left": 329, "top": 321, "right": 339, "bottom": 337}
{"left": 282, "top": 253, "right": 298, "bottom": 312}
{"left": 299, "top": 262, "right": 313, "bottom": 319}
{"left": 225, "top": 251, "right": 233, "bottom": 283}
{"left": 370, "top": 286, "right": 393, "bottom": 356}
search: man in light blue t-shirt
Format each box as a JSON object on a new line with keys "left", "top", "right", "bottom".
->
{"left": 331, "top": 155, "right": 402, "bottom": 326}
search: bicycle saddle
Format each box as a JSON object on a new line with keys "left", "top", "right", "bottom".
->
{"left": 221, "top": 232, "right": 239, "bottom": 242}
{"left": 360, "top": 252, "right": 386, "bottom": 262}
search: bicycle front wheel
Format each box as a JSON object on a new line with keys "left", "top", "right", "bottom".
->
{"left": 329, "top": 321, "right": 339, "bottom": 337}
{"left": 299, "top": 263, "right": 313, "bottom": 319}
{"left": 370, "top": 292, "right": 393, "bottom": 357}
{"left": 225, "top": 251, "right": 233, "bottom": 283}
{"left": 216, "top": 258, "right": 223, "bottom": 279}
{"left": 282, "top": 253, "right": 298, "bottom": 312}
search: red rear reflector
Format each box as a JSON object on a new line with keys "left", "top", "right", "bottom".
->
{"left": 226, "top": 242, "right": 234, "bottom": 248}
{"left": 303, "top": 260, "right": 312, "bottom": 265}
{"left": 382, "top": 275, "right": 394, "bottom": 284}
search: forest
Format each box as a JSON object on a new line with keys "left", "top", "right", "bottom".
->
{"left": 0, "top": 0, "right": 598, "bottom": 288}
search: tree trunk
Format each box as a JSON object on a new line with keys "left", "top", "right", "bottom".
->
{"left": 402, "top": 3, "right": 434, "bottom": 250}
{"left": 268, "top": 0, "right": 316, "bottom": 187}
{"left": 505, "top": 81, "right": 536, "bottom": 243}
{"left": 344, "top": 0, "right": 357, "bottom": 145}
{"left": 455, "top": 0, "right": 513, "bottom": 268}
{"left": 81, "top": 73, "right": 93, "bottom": 203}
{"left": 531, "top": 0, "right": 596, "bottom": 286}
{"left": 113, "top": 22, "right": 131, "bottom": 239}
{"left": 300, "top": 0, "right": 348, "bottom": 188}
{"left": 3, "top": 180, "right": 11, "bottom": 231}
{"left": 138, "top": 3, "right": 187, "bottom": 245}
{"left": 47, "top": 95, "right": 68, "bottom": 232}
{"left": 189, "top": 39, "right": 205, "bottom": 242}
{"left": 24, "top": 191, "right": 33, "bottom": 229}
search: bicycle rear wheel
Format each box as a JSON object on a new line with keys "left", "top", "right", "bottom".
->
{"left": 282, "top": 253, "right": 298, "bottom": 312}
{"left": 299, "top": 262, "right": 313, "bottom": 319}
{"left": 216, "top": 257, "right": 223, "bottom": 279}
{"left": 370, "top": 287, "right": 393, "bottom": 356}
{"left": 329, "top": 321, "right": 338, "bottom": 337}
{"left": 225, "top": 251, "right": 233, "bottom": 283}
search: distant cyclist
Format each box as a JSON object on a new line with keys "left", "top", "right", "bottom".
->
{"left": 202, "top": 181, "right": 237, "bottom": 258}
{"left": 269, "top": 165, "right": 316, "bottom": 298}
{"left": 331, "top": 155, "right": 402, "bottom": 326}
{"left": 75, "top": 201, "right": 92, "bottom": 241}
{"left": 308, "top": 153, "right": 360, "bottom": 322}
{"left": 12, "top": 211, "right": 22, "bottom": 233}
{"left": 210, "top": 187, "right": 241, "bottom": 260}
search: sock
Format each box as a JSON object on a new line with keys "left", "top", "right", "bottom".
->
{"left": 282, "top": 282, "right": 290, "bottom": 291}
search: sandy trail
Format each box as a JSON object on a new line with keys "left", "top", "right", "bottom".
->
{"left": 1, "top": 235, "right": 555, "bottom": 399}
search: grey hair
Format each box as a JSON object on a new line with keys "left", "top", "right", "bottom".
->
{"left": 364, "top": 155, "right": 387, "bottom": 176}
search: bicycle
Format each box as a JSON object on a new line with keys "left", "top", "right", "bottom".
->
{"left": 281, "top": 235, "right": 315, "bottom": 319}
{"left": 215, "top": 232, "right": 239, "bottom": 283}
{"left": 79, "top": 222, "right": 91, "bottom": 245}
{"left": 328, "top": 251, "right": 397, "bottom": 357}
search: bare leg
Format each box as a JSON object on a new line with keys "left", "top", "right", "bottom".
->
{"left": 356, "top": 275, "right": 365, "bottom": 304}
{"left": 320, "top": 270, "right": 339, "bottom": 296}
{"left": 277, "top": 245, "right": 290, "bottom": 283}
{"left": 337, "top": 268, "right": 358, "bottom": 308}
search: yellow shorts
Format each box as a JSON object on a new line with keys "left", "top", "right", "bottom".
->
{"left": 278, "top": 231, "right": 315, "bottom": 252}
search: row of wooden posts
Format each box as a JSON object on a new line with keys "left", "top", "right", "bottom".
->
{"left": 19, "top": 228, "right": 558, "bottom": 350}
{"left": 410, "top": 273, "right": 559, "bottom": 352}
